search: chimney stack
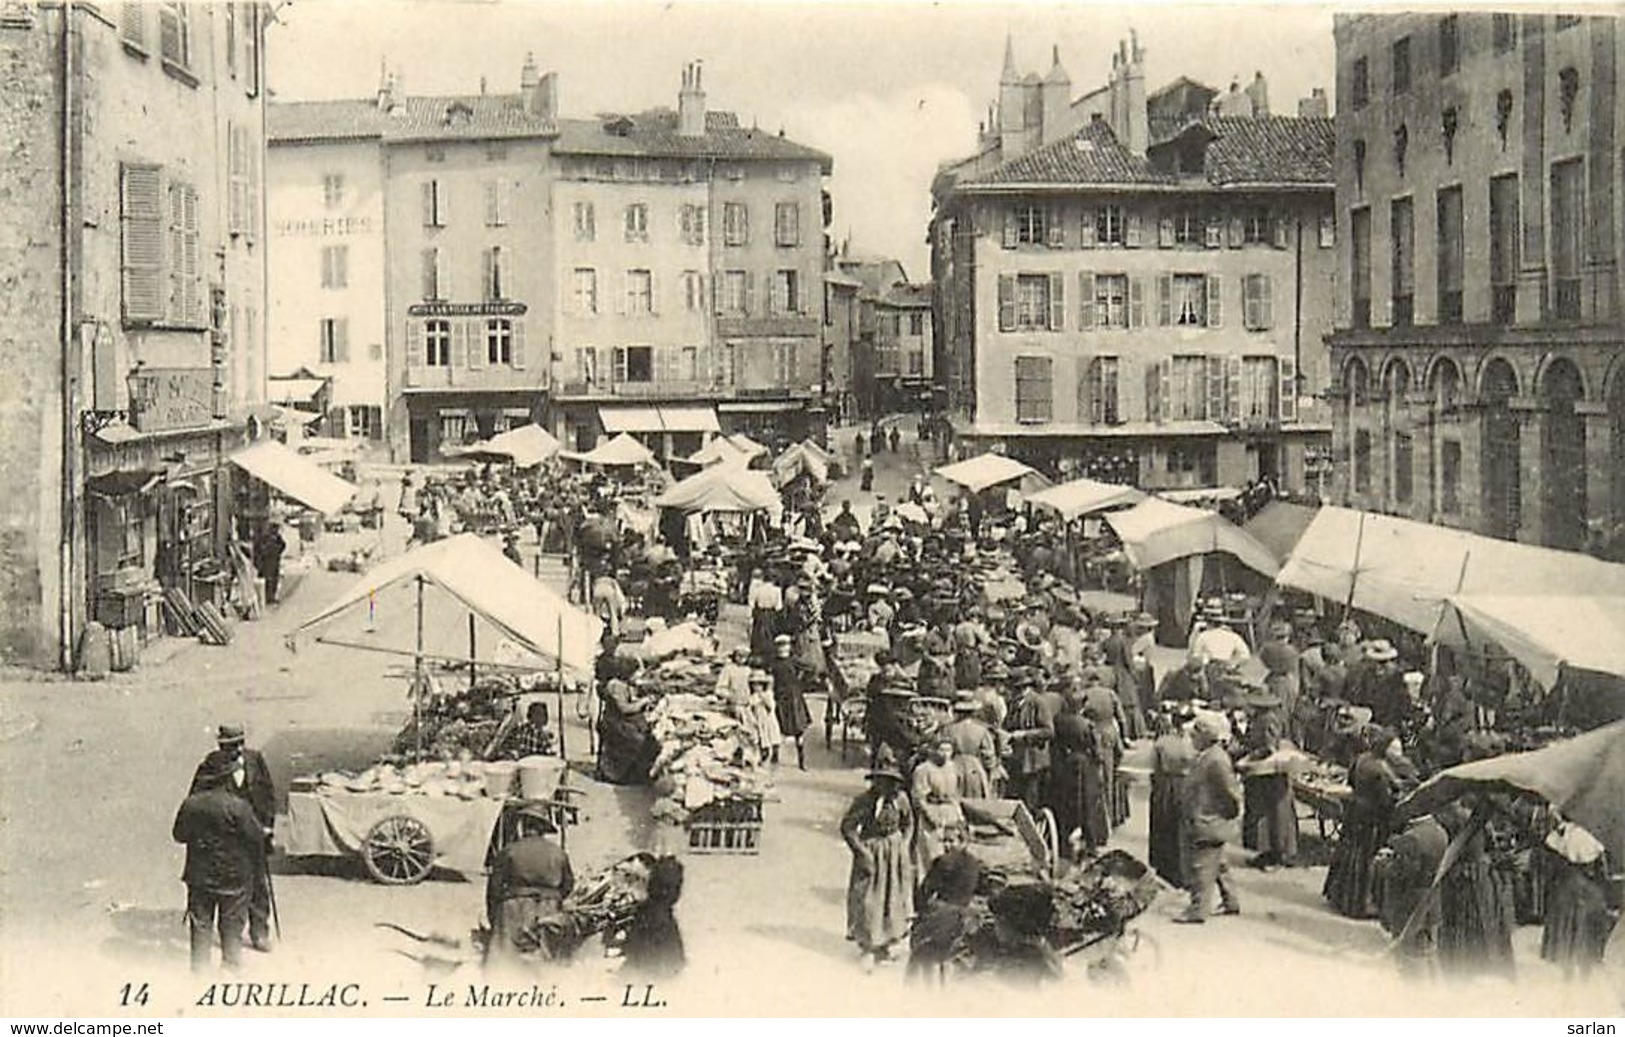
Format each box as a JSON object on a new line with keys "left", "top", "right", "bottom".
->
{"left": 1245, "top": 70, "right": 1270, "bottom": 117}
{"left": 376, "top": 59, "right": 396, "bottom": 111}
{"left": 1039, "top": 44, "right": 1071, "bottom": 146}
{"left": 1107, "top": 33, "right": 1148, "bottom": 155}
{"left": 537, "top": 71, "right": 558, "bottom": 122}
{"left": 678, "top": 60, "right": 707, "bottom": 137}
{"left": 519, "top": 53, "right": 541, "bottom": 115}
{"left": 1298, "top": 87, "right": 1328, "bottom": 118}
{"left": 1217, "top": 79, "right": 1251, "bottom": 118}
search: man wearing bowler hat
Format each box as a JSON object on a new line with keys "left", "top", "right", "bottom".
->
{"left": 172, "top": 754, "right": 266, "bottom": 970}
{"left": 190, "top": 723, "right": 276, "bottom": 951}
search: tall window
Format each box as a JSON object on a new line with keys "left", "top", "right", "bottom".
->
{"left": 1440, "top": 439, "right": 1462, "bottom": 513}
{"left": 1436, "top": 187, "right": 1464, "bottom": 324}
{"left": 1172, "top": 274, "right": 1207, "bottom": 326}
{"left": 482, "top": 246, "right": 507, "bottom": 301}
{"left": 1085, "top": 356, "right": 1120, "bottom": 424}
{"left": 679, "top": 204, "right": 707, "bottom": 246}
{"left": 722, "top": 270, "right": 749, "bottom": 314}
{"left": 1391, "top": 198, "right": 1415, "bottom": 326}
{"left": 1013, "top": 274, "right": 1052, "bottom": 330}
{"left": 120, "top": 164, "right": 203, "bottom": 326}
{"left": 572, "top": 201, "right": 596, "bottom": 242}
{"left": 1351, "top": 207, "right": 1372, "bottom": 327}
{"left": 1438, "top": 15, "right": 1460, "bottom": 76}
{"left": 1014, "top": 356, "right": 1053, "bottom": 423}
{"left": 424, "top": 319, "right": 452, "bottom": 367}
{"left": 1171, "top": 208, "right": 1203, "bottom": 245}
{"left": 319, "top": 317, "right": 348, "bottom": 363}
{"left": 1242, "top": 273, "right": 1274, "bottom": 330}
{"left": 1551, "top": 158, "right": 1584, "bottom": 319}
{"left": 245, "top": 3, "right": 261, "bottom": 97}
{"left": 773, "top": 269, "right": 800, "bottom": 314}
{"left": 1096, "top": 206, "right": 1125, "bottom": 246}
{"left": 320, "top": 245, "right": 348, "bottom": 290}
{"left": 723, "top": 202, "right": 749, "bottom": 246}
{"left": 624, "top": 203, "right": 649, "bottom": 243}
{"left": 420, "top": 248, "right": 445, "bottom": 300}
{"left": 625, "top": 269, "right": 653, "bottom": 314}
{"left": 1239, "top": 357, "right": 1277, "bottom": 420}
{"left": 679, "top": 346, "right": 699, "bottom": 382}
{"left": 1354, "top": 429, "right": 1372, "bottom": 493}
{"left": 1169, "top": 356, "right": 1207, "bottom": 420}
{"left": 774, "top": 202, "right": 801, "bottom": 247}
{"left": 1493, "top": 13, "right": 1516, "bottom": 53}
{"left": 422, "top": 180, "right": 446, "bottom": 227}
{"left": 613, "top": 345, "right": 653, "bottom": 383}
{"left": 573, "top": 268, "right": 597, "bottom": 315}
{"left": 1094, "top": 274, "right": 1128, "bottom": 328}
{"left": 1242, "top": 208, "right": 1275, "bottom": 245}
{"left": 1394, "top": 432, "right": 1415, "bottom": 505}
{"left": 158, "top": 2, "right": 191, "bottom": 70}
{"left": 1014, "top": 205, "right": 1048, "bottom": 245}
{"left": 1392, "top": 36, "right": 1411, "bottom": 95}
{"left": 322, "top": 173, "right": 345, "bottom": 209}
{"left": 485, "top": 318, "right": 513, "bottom": 365}
{"left": 1489, "top": 174, "right": 1519, "bottom": 324}
{"left": 681, "top": 270, "right": 704, "bottom": 312}
{"left": 484, "top": 181, "right": 509, "bottom": 227}
{"left": 1351, "top": 56, "right": 1369, "bottom": 110}
{"left": 909, "top": 312, "right": 925, "bottom": 336}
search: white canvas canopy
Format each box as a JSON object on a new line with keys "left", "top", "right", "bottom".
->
{"left": 688, "top": 433, "right": 767, "bottom": 468}
{"left": 452, "top": 424, "right": 562, "bottom": 467}
{"left": 1104, "top": 497, "right": 1278, "bottom": 576}
{"left": 566, "top": 432, "right": 657, "bottom": 468}
{"left": 655, "top": 462, "right": 781, "bottom": 514}
{"left": 771, "top": 441, "right": 830, "bottom": 487}
{"left": 1276, "top": 506, "right": 1625, "bottom": 635}
{"left": 934, "top": 453, "right": 1043, "bottom": 494}
{"left": 229, "top": 440, "right": 358, "bottom": 516}
{"left": 1026, "top": 477, "right": 1146, "bottom": 521}
{"left": 293, "top": 533, "right": 602, "bottom": 677}
{"left": 1433, "top": 594, "right": 1625, "bottom": 689}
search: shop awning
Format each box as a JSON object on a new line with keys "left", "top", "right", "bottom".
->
{"left": 658, "top": 405, "right": 721, "bottom": 433}
{"left": 934, "top": 453, "right": 1042, "bottom": 494}
{"left": 1025, "top": 477, "right": 1146, "bottom": 521}
{"left": 1276, "top": 506, "right": 1625, "bottom": 635}
{"left": 599, "top": 406, "right": 664, "bottom": 433}
{"left": 294, "top": 533, "right": 603, "bottom": 678}
{"left": 1104, "top": 497, "right": 1279, "bottom": 576}
{"left": 717, "top": 400, "right": 801, "bottom": 414}
{"left": 229, "top": 440, "right": 357, "bottom": 516}
{"left": 85, "top": 469, "right": 165, "bottom": 498}
{"left": 1158, "top": 486, "right": 1242, "bottom": 505}
{"left": 1432, "top": 594, "right": 1625, "bottom": 690}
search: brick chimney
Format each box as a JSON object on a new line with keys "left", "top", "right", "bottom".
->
{"left": 1108, "top": 33, "right": 1148, "bottom": 155}
{"left": 1245, "top": 70, "right": 1270, "bottom": 117}
{"left": 376, "top": 60, "right": 397, "bottom": 112}
{"left": 519, "top": 52, "right": 540, "bottom": 112}
{"left": 678, "top": 61, "right": 707, "bottom": 137}
{"left": 1298, "top": 87, "right": 1328, "bottom": 118}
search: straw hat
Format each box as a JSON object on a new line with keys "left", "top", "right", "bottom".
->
{"left": 1364, "top": 639, "right": 1399, "bottom": 662}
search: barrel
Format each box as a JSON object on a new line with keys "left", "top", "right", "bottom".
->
{"left": 78, "top": 622, "right": 112, "bottom": 680}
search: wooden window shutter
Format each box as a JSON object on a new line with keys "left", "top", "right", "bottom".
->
{"left": 997, "top": 274, "right": 1016, "bottom": 331}
{"left": 166, "top": 182, "right": 185, "bottom": 321}
{"left": 743, "top": 271, "right": 756, "bottom": 316}
{"left": 1128, "top": 277, "right": 1146, "bottom": 328}
{"left": 1125, "top": 212, "right": 1144, "bottom": 248}
{"left": 481, "top": 249, "right": 495, "bottom": 301}
{"left": 1206, "top": 274, "right": 1223, "bottom": 327}
{"left": 1144, "top": 360, "right": 1161, "bottom": 422}
{"left": 467, "top": 319, "right": 486, "bottom": 369}
{"left": 226, "top": 123, "right": 243, "bottom": 234}
{"left": 1078, "top": 209, "right": 1097, "bottom": 248}
{"left": 1228, "top": 216, "right": 1244, "bottom": 248}
{"left": 1205, "top": 354, "right": 1225, "bottom": 420}
{"left": 1158, "top": 216, "right": 1175, "bottom": 248}
{"left": 1047, "top": 208, "right": 1065, "bottom": 248}
{"left": 178, "top": 184, "right": 201, "bottom": 323}
{"left": 1258, "top": 274, "right": 1273, "bottom": 329}
{"left": 420, "top": 249, "right": 437, "bottom": 299}
{"left": 120, "top": 163, "right": 165, "bottom": 323}
{"left": 120, "top": 3, "right": 146, "bottom": 47}
{"left": 405, "top": 319, "right": 425, "bottom": 367}
{"left": 1002, "top": 208, "right": 1018, "bottom": 249}
{"left": 712, "top": 274, "right": 722, "bottom": 315}
{"left": 1226, "top": 355, "right": 1243, "bottom": 420}
{"left": 1156, "top": 273, "right": 1173, "bottom": 326}
{"left": 450, "top": 319, "right": 470, "bottom": 369}
{"left": 1078, "top": 272, "right": 1095, "bottom": 330}
{"left": 511, "top": 319, "right": 526, "bottom": 370}
{"left": 1158, "top": 358, "right": 1172, "bottom": 421}
{"left": 1074, "top": 354, "right": 1091, "bottom": 423}
{"left": 1243, "top": 274, "right": 1260, "bottom": 329}
{"left": 1047, "top": 272, "right": 1065, "bottom": 331}
{"left": 335, "top": 318, "right": 350, "bottom": 363}
{"left": 421, "top": 181, "right": 436, "bottom": 226}
{"left": 1278, "top": 355, "right": 1297, "bottom": 421}
{"left": 484, "top": 181, "right": 500, "bottom": 226}
{"left": 1273, "top": 212, "right": 1290, "bottom": 249}
{"left": 1205, "top": 216, "right": 1224, "bottom": 248}
{"left": 649, "top": 271, "right": 660, "bottom": 315}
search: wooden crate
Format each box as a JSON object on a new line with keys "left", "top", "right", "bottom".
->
{"left": 685, "top": 797, "right": 763, "bottom": 855}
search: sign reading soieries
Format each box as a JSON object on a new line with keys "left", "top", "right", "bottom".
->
{"left": 129, "top": 367, "right": 216, "bottom": 433}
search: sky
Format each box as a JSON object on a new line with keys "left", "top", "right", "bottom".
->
{"left": 266, "top": 0, "right": 1337, "bottom": 278}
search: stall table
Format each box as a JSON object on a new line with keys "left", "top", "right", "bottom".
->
{"left": 281, "top": 789, "right": 504, "bottom": 884}
{"left": 1291, "top": 775, "right": 1351, "bottom": 840}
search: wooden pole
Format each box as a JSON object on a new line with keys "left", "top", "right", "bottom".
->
{"left": 555, "top": 612, "right": 567, "bottom": 762}
{"left": 414, "top": 574, "right": 425, "bottom": 761}
{"left": 468, "top": 612, "right": 477, "bottom": 691}
{"left": 1343, "top": 510, "right": 1368, "bottom": 619}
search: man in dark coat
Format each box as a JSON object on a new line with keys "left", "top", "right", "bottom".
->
{"left": 1175, "top": 713, "right": 1243, "bottom": 923}
{"left": 253, "top": 523, "right": 288, "bottom": 604}
{"left": 484, "top": 806, "right": 575, "bottom": 968}
{"left": 173, "top": 755, "right": 266, "bottom": 971}
{"left": 189, "top": 724, "right": 276, "bottom": 951}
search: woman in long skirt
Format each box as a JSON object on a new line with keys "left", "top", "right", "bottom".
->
{"left": 1239, "top": 691, "right": 1299, "bottom": 868}
{"left": 1148, "top": 706, "right": 1196, "bottom": 887}
{"left": 1323, "top": 727, "right": 1402, "bottom": 918}
{"left": 910, "top": 737, "right": 966, "bottom": 878}
{"left": 1049, "top": 703, "right": 1111, "bottom": 860}
{"left": 842, "top": 769, "right": 916, "bottom": 970}
{"left": 771, "top": 636, "right": 813, "bottom": 769}
{"left": 1539, "top": 827, "right": 1614, "bottom": 979}
{"left": 1437, "top": 799, "right": 1517, "bottom": 980}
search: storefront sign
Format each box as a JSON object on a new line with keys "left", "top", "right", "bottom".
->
{"left": 407, "top": 301, "right": 528, "bottom": 317}
{"left": 129, "top": 368, "right": 215, "bottom": 433}
{"left": 274, "top": 216, "right": 375, "bottom": 238}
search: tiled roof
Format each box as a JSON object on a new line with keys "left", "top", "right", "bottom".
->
{"left": 553, "top": 109, "right": 832, "bottom": 172}
{"left": 959, "top": 114, "right": 1333, "bottom": 189}
{"left": 268, "top": 99, "right": 390, "bottom": 142}
{"left": 880, "top": 283, "right": 933, "bottom": 308}
{"left": 1201, "top": 116, "right": 1335, "bottom": 185}
{"left": 269, "top": 94, "right": 556, "bottom": 144}
{"left": 966, "top": 120, "right": 1165, "bottom": 186}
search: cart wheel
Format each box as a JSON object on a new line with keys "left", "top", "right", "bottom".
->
{"left": 362, "top": 815, "right": 435, "bottom": 885}
{"left": 1035, "top": 807, "right": 1060, "bottom": 874}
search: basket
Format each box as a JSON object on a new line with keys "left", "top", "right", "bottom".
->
{"left": 685, "top": 796, "right": 763, "bottom": 855}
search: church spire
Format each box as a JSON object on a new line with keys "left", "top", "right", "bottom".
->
{"left": 1000, "top": 32, "right": 1019, "bottom": 84}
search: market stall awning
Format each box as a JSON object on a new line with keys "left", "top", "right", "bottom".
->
{"left": 266, "top": 378, "right": 326, "bottom": 406}
{"left": 934, "top": 453, "right": 1042, "bottom": 494}
{"left": 654, "top": 462, "right": 781, "bottom": 514}
{"left": 229, "top": 440, "right": 357, "bottom": 516}
{"left": 688, "top": 433, "right": 766, "bottom": 468}
{"left": 1104, "top": 496, "right": 1278, "bottom": 576}
{"left": 598, "top": 405, "right": 664, "bottom": 434}
{"left": 452, "top": 424, "right": 562, "bottom": 467}
{"left": 1433, "top": 594, "right": 1625, "bottom": 690}
{"left": 565, "top": 433, "right": 657, "bottom": 468}
{"left": 1276, "top": 506, "right": 1625, "bottom": 635}
{"left": 771, "top": 441, "right": 830, "bottom": 488}
{"left": 293, "top": 533, "right": 603, "bottom": 678}
{"left": 658, "top": 405, "right": 721, "bottom": 434}
{"left": 1398, "top": 720, "right": 1625, "bottom": 874}
{"left": 1242, "top": 500, "right": 1319, "bottom": 563}
{"left": 1025, "top": 477, "right": 1146, "bottom": 521}
{"left": 85, "top": 469, "right": 165, "bottom": 498}
{"left": 1158, "top": 486, "right": 1242, "bottom": 505}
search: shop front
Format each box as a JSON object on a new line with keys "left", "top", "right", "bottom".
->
{"left": 402, "top": 391, "right": 546, "bottom": 464}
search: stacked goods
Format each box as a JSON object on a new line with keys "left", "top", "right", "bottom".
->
{"left": 646, "top": 687, "right": 770, "bottom": 826}
{"left": 305, "top": 759, "right": 495, "bottom": 800}
{"left": 391, "top": 674, "right": 519, "bottom": 759}
{"left": 1295, "top": 758, "right": 1351, "bottom": 798}
{"left": 834, "top": 629, "right": 888, "bottom": 692}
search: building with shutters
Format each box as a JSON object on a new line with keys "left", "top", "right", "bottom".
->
{"left": 870, "top": 281, "right": 935, "bottom": 416}
{"left": 1329, "top": 13, "right": 1625, "bottom": 556}
{"left": 268, "top": 58, "right": 831, "bottom": 463}
{"left": 0, "top": 3, "right": 269, "bottom": 668}
{"left": 930, "top": 36, "right": 1336, "bottom": 494}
